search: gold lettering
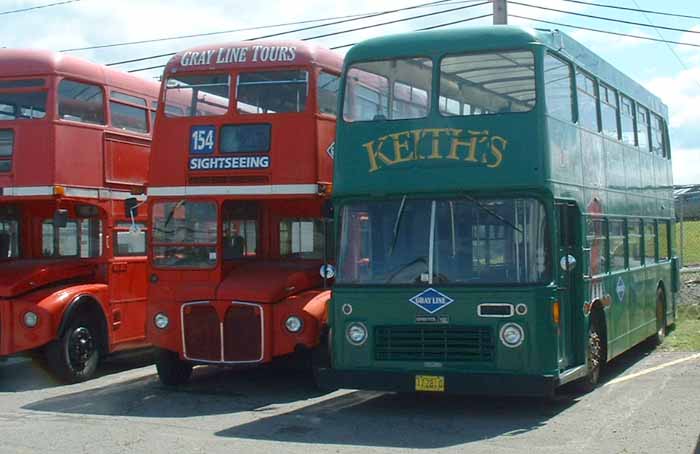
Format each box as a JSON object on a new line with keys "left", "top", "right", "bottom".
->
{"left": 362, "top": 136, "right": 394, "bottom": 172}
{"left": 411, "top": 129, "right": 426, "bottom": 159}
{"left": 389, "top": 131, "right": 413, "bottom": 164}
{"left": 420, "top": 128, "right": 446, "bottom": 160}
{"left": 488, "top": 136, "right": 507, "bottom": 168}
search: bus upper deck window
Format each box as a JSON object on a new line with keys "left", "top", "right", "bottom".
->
{"left": 343, "top": 58, "right": 432, "bottom": 122}
{"left": 439, "top": 51, "right": 535, "bottom": 117}
{"left": 237, "top": 70, "right": 308, "bottom": 114}
{"left": 164, "top": 74, "right": 229, "bottom": 117}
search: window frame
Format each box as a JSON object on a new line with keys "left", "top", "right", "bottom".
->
{"left": 543, "top": 52, "right": 575, "bottom": 123}
{"left": 113, "top": 221, "right": 147, "bottom": 256}
{"left": 57, "top": 78, "right": 106, "bottom": 126}
{"left": 574, "top": 68, "right": 601, "bottom": 132}
{"left": 438, "top": 49, "right": 536, "bottom": 118}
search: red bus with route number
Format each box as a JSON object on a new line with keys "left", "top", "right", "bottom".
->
{"left": 146, "top": 40, "right": 342, "bottom": 385}
{"left": 0, "top": 49, "right": 159, "bottom": 382}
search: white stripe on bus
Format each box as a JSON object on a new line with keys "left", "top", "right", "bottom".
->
{"left": 147, "top": 184, "right": 319, "bottom": 197}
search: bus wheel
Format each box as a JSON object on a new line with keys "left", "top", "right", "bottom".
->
{"left": 653, "top": 288, "right": 667, "bottom": 346}
{"left": 46, "top": 317, "right": 100, "bottom": 383}
{"left": 154, "top": 348, "right": 192, "bottom": 386}
{"left": 574, "top": 317, "right": 603, "bottom": 394}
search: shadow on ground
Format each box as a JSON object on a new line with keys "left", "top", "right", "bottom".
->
{"left": 0, "top": 349, "right": 154, "bottom": 392}
{"left": 21, "top": 339, "right": 662, "bottom": 448}
{"left": 23, "top": 362, "right": 326, "bottom": 418}
{"left": 215, "top": 341, "right": 660, "bottom": 449}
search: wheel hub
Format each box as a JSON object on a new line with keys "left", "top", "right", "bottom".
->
{"left": 68, "top": 327, "right": 95, "bottom": 371}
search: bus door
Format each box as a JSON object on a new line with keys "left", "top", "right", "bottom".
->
{"left": 555, "top": 201, "right": 581, "bottom": 369}
{"left": 108, "top": 221, "right": 148, "bottom": 344}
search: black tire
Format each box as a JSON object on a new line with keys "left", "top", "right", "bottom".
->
{"left": 154, "top": 348, "right": 192, "bottom": 386}
{"left": 45, "top": 316, "right": 100, "bottom": 383}
{"left": 574, "top": 315, "right": 603, "bottom": 394}
{"left": 652, "top": 288, "right": 667, "bottom": 346}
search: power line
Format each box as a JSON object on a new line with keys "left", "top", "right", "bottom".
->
{"left": 561, "top": 0, "right": 700, "bottom": 21}
{"left": 62, "top": 0, "right": 484, "bottom": 53}
{"left": 127, "top": 13, "right": 493, "bottom": 74}
{"left": 510, "top": 1, "right": 700, "bottom": 35}
{"left": 628, "top": 0, "right": 700, "bottom": 91}
{"left": 0, "top": 0, "right": 81, "bottom": 16}
{"left": 511, "top": 15, "right": 700, "bottom": 49}
{"left": 108, "top": 0, "right": 489, "bottom": 67}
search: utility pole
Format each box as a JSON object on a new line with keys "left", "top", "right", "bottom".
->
{"left": 493, "top": 0, "right": 508, "bottom": 24}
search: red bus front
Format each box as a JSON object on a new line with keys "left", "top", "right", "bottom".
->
{"left": 146, "top": 41, "right": 342, "bottom": 384}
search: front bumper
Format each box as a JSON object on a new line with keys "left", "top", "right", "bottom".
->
{"left": 316, "top": 367, "right": 559, "bottom": 397}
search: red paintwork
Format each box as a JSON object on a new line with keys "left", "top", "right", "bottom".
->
{"left": 0, "top": 49, "right": 159, "bottom": 358}
{"left": 147, "top": 40, "right": 342, "bottom": 365}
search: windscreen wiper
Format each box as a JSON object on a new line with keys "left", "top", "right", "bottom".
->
{"left": 163, "top": 199, "right": 186, "bottom": 227}
{"left": 462, "top": 194, "right": 523, "bottom": 234}
{"left": 388, "top": 195, "right": 407, "bottom": 256}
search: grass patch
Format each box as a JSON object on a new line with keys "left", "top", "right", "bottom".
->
{"left": 677, "top": 220, "right": 700, "bottom": 266}
{"left": 659, "top": 304, "right": 700, "bottom": 352}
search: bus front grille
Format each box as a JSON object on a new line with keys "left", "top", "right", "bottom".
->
{"left": 182, "top": 304, "right": 221, "bottom": 362}
{"left": 374, "top": 325, "right": 494, "bottom": 362}
{"left": 223, "top": 303, "right": 263, "bottom": 362}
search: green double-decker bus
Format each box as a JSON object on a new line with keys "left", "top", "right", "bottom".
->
{"left": 317, "top": 26, "right": 678, "bottom": 396}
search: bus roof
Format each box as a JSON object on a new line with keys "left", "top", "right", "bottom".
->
{"left": 164, "top": 40, "right": 343, "bottom": 74}
{"left": 0, "top": 49, "right": 158, "bottom": 97}
{"left": 345, "top": 26, "right": 666, "bottom": 118}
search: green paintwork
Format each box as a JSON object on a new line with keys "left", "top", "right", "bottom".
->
{"left": 329, "top": 26, "right": 676, "bottom": 394}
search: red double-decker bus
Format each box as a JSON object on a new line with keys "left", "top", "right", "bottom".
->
{"left": 0, "top": 49, "right": 159, "bottom": 382}
{"left": 146, "top": 40, "right": 341, "bottom": 384}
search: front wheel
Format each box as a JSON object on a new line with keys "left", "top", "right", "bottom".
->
{"left": 574, "top": 318, "right": 603, "bottom": 394}
{"left": 45, "top": 317, "right": 100, "bottom": 383}
{"left": 154, "top": 348, "right": 193, "bottom": 386}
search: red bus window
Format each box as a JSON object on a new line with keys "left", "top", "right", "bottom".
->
{"left": 0, "top": 81, "right": 47, "bottom": 120}
{"left": 318, "top": 72, "right": 339, "bottom": 116}
{"left": 279, "top": 219, "right": 326, "bottom": 259}
{"left": 164, "top": 74, "right": 229, "bottom": 117}
{"left": 237, "top": 70, "right": 308, "bottom": 114}
{"left": 222, "top": 202, "right": 258, "bottom": 259}
{"left": 152, "top": 200, "right": 217, "bottom": 268}
{"left": 58, "top": 80, "right": 105, "bottom": 125}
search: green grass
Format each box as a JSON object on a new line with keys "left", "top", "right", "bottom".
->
{"left": 677, "top": 220, "right": 700, "bottom": 266}
{"left": 659, "top": 304, "right": 700, "bottom": 352}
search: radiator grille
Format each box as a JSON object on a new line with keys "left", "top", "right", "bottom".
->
{"left": 223, "top": 304, "right": 263, "bottom": 362}
{"left": 374, "top": 325, "right": 494, "bottom": 362}
{"left": 182, "top": 304, "right": 220, "bottom": 361}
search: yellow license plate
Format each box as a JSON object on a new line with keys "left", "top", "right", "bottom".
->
{"left": 415, "top": 375, "right": 445, "bottom": 392}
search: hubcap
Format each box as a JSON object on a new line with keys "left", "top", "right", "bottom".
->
{"left": 68, "top": 327, "right": 95, "bottom": 372}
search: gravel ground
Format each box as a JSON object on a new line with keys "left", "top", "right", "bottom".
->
{"left": 680, "top": 271, "right": 700, "bottom": 305}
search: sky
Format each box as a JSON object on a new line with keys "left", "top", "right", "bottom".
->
{"left": 2, "top": 0, "right": 698, "bottom": 184}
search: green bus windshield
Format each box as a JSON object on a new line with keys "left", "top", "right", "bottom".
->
{"left": 337, "top": 197, "right": 549, "bottom": 285}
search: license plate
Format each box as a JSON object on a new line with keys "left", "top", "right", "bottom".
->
{"left": 415, "top": 375, "right": 445, "bottom": 392}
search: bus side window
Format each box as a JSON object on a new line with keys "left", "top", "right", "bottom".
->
{"left": 543, "top": 53, "right": 573, "bottom": 123}
{"left": 658, "top": 220, "right": 670, "bottom": 262}
{"left": 643, "top": 220, "right": 656, "bottom": 265}
{"left": 599, "top": 83, "right": 619, "bottom": 140}
{"left": 627, "top": 219, "right": 642, "bottom": 268}
{"left": 318, "top": 72, "right": 339, "bottom": 116}
{"left": 575, "top": 70, "right": 599, "bottom": 132}
{"left": 58, "top": 79, "right": 105, "bottom": 125}
{"left": 608, "top": 219, "right": 626, "bottom": 271}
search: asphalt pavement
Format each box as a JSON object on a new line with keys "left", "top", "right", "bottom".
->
{"left": 1, "top": 343, "right": 699, "bottom": 454}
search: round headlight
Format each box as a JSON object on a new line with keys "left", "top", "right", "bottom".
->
{"left": 500, "top": 323, "right": 524, "bottom": 348}
{"left": 346, "top": 322, "right": 368, "bottom": 346}
{"left": 23, "top": 311, "right": 38, "bottom": 328}
{"left": 285, "top": 316, "right": 303, "bottom": 333}
{"left": 154, "top": 313, "right": 169, "bottom": 330}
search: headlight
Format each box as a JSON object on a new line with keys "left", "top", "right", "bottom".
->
{"left": 23, "top": 311, "right": 38, "bottom": 328}
{"left": 346, "top": 322, "right": 368, "bottom": 346}
{"left": 500, "top": 323, "right": 524, "bottom": 348}
{"left": 285, "top": 316, "right": 303, "bottom": 333}
{"left": 154, "top": 313, "right": 169, "bottom": 329}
